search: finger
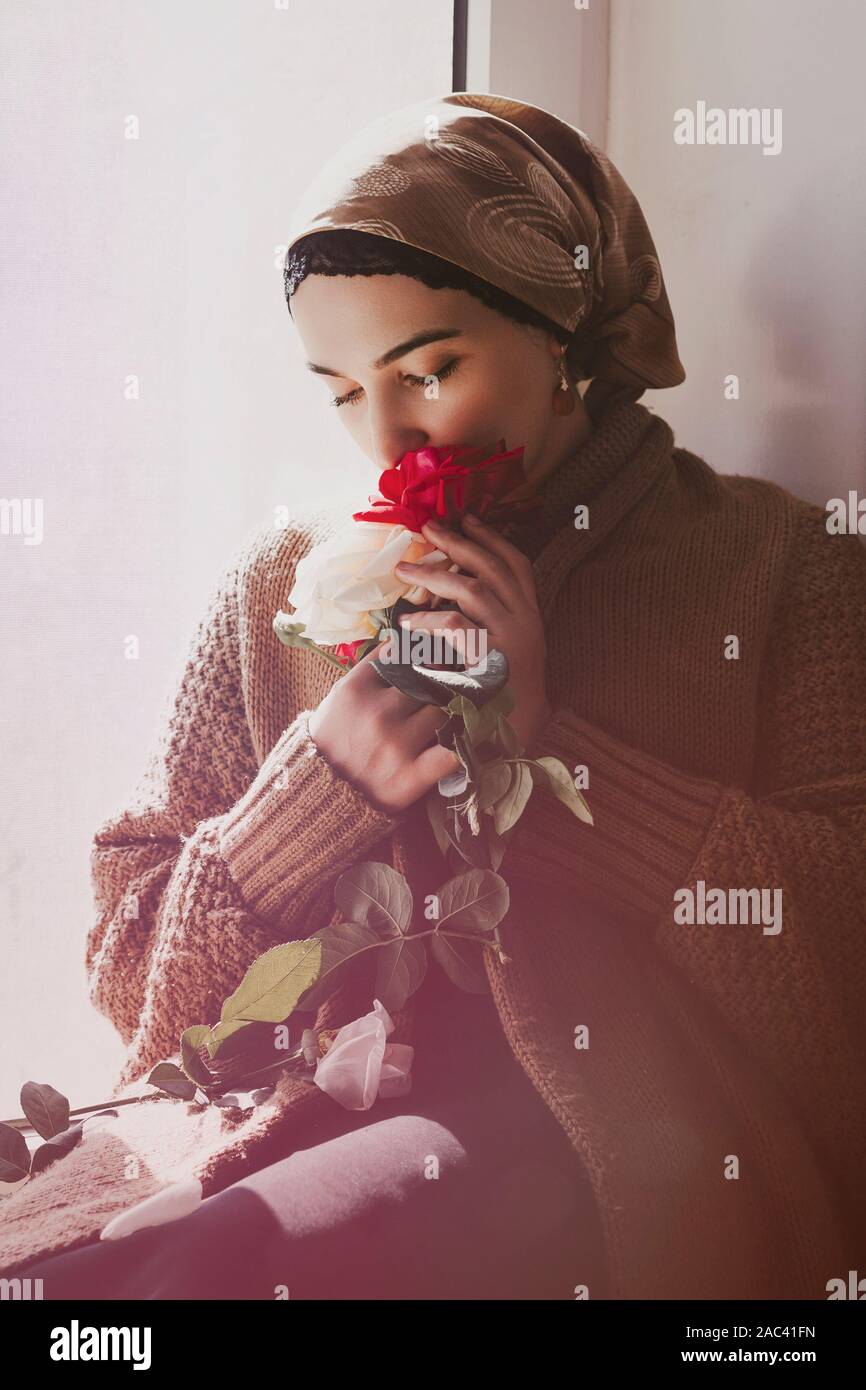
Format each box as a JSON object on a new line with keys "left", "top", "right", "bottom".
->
{"left": 397, "top": 614, "right": 486, "bottom": 668}
{"left": 459, "top": 513, "right": 536, "bottom": 597}
{"left": 396, "top": 611, "right": 478, "bottom": 632}
{"left": 351, "top": 636, "right": 428, "bottom": 716}
{"left": 418, "top": 520, "right": 520, "bottom": 610}
{"left": 401, "top": 699, "right": 454, "bottom": 755}
{"left": 350, "top": 636, "right": 406, "bottom": 691}
{"left": 392, "top": 561, "right": 507, "bottom": 629}
{"left": 412, "top": 739, "right": 463, "bottom": 789}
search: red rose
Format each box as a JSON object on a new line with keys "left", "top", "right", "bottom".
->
{"left": 334, "top": 638, "right": 369, "bottom": 668}
{"left": 352, "top": 440, "right": 541, "bottom": 533}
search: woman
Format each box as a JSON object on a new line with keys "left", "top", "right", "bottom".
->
{"left": 9, "top": 93, "right": 865, "bottom": 1300}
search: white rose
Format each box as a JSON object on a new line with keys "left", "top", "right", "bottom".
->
{"left": 285, "top": 519, "right": 453, "bottom": 646}
{"left": 313, "top": 998, "right": 413, "bottom": 1110}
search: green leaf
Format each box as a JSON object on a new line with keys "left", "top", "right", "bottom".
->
{"left": 478, "top": 761, "right": 512, "bottom": 811}
{"left": 296, "top": 920, "right": 379, "bottom": 1015}
{"left": 465, "top": 696, "right": 508, "bottom": 748}
{"left": 532, "top": 757, "right": 594, "bottom": 824}
{"left": 20, "top": 1081, "right": 70, "bottom": 1141}
{"left": 466, "top": 688, "right": 514, "bottom": 746}
{"left": 475, "top": 706, "right": 500, "bottom": 746}
{"left": 463, "top": 704, "right": 486, "bottom": 745}
{"left": 146, "top": 1062, "right": 197, "bottom": 1101}
{"left": 374, "top": 934, "right": 428, "bottom": 1014}
{"left": 180, "top": 1025, "right": 214, "bottom": 1086}
{"left": 204, "top": 1019, "right": 290, "bottom": 1075}
{"left": 205, "top": 1018, "right": 251, "bottom": 1055}
{"left": 0, "top": 1122, "right": 32, "bottom": 1182}
{"left": 490, "top": 684, "right": 515, "bottom": 718}
{"left": 484, "top": 686, "right": 515, "bottom": 720}
{"left": 429, "top": 931, "right": 491, "bottom": 993}
{"left": 435, "top": 868, "right": 510, "bottom": 934}
{"left": 493, "top": 761, "right": 534, "bottom": 834}
{"left": 219, "top": 938, "right": 323, "bottom": 1026}
{"left": 455, "top": 730, "right": 482, "bottom": 786}
{"left": 30, "top": 1122, "right": 84, "bottom": 1175}
{"left": 333, "top": 861, "right": 426, "bottom": 1014}
{"left": 425, "top": 790, "right": 453, "bottom": 861}
{"left": 334, "top": 862, "right": 413, "bottom": 938}
{"left": 434, "top": 713, "right": 461, "bottom": 751}
{"left": 484, "top": 819, "right": 508, "bottom": 871}
{"left": 447, "top": 693, "right": 477, "bottom": 728}
{"left": 496, "top": 713, "right": 522, "bottom": 758}
{"left": 446, "top": 812, "right": 492, "bottom": 868}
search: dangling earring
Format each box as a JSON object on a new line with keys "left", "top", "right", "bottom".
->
{"left": 552, "top": 349, "right": 575, "bottom": 416}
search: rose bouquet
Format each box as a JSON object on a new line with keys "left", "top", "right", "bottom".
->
{"left": 273, "top": 440, "right": 538, "bottom": 669}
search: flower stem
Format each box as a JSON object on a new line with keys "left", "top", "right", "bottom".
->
{"left": 311, "top": 645, "right": 349, "bottom": 672}
{"left": 1, "top": 1094, "right": 160, "bottom": 1133}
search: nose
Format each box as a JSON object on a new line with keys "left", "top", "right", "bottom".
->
{"left": 367, "top": 403, "right": 429, "bottom": 473}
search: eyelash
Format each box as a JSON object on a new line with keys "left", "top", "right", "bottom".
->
{"left": 329, "top": 358, "right": 462, "bottom": 409}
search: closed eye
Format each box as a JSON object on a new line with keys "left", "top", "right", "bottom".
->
{"left": 329, "top": 358, "right": 462, "bottom": 409}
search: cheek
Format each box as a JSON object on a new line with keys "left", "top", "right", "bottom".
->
{"left": 445, "top": 372, "right": 534, "bottom": 448}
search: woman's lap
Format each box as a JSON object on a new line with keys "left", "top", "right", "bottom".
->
{"left": 19, "top": 1053, "right": 606, "bottom": 1300}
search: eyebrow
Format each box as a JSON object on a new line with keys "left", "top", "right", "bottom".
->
{"left": 305, "top": 327, "right": 464, "bottom": 378}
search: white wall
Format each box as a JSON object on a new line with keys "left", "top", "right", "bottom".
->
{"left": 608, "top": 0, "right": 866, "bottom": 504}
{"left": 468, "top": 0, "right": 609, "bottom": 148}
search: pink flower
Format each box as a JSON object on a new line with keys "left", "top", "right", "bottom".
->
{"left": 313, "top": 999, "right": 414, "bottom": 1110}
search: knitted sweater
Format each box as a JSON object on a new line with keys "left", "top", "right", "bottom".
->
{"left": 2, "top": 399, "right": 864, "bottom": 1299}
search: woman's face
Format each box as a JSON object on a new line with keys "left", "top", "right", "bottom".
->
{"left": 289, "top": 272, "right": 593, "bottom": 485}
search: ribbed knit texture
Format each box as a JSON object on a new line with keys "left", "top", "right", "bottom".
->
{"left": 2, "top": 399, "right": 864, "bottom": 1299}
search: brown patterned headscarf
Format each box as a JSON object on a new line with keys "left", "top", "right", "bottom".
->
{"left": 284, "top": 91, "right": 685, "bottom": 424}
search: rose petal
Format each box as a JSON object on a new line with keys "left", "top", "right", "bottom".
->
{"left": 312, "top": 999, "right": 402, "bottom": 1110}
{"left": 378, "top": 1043, "right": 414, "bottom": 1099}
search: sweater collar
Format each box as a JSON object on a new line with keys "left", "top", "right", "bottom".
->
{"left": 502, "top": 398, "right": 661, "bottom": 562}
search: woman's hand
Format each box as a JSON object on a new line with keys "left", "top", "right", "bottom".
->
{"left": 307, "top": 638, "right": 462, "bottom": 815}
{"left": 393, "top": 512, "right": 553, "bottom": 755}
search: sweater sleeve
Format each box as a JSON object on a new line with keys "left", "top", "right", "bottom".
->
{"left": 86, "top": 542, "right": 402, "bottom": 1091}
{"left": 503, "top": 513, "right": 866, "bottom": 1216}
